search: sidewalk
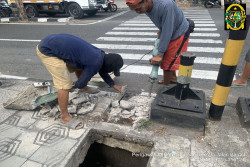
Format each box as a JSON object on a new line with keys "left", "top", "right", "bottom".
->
{"left": 0, "top": 76, "right": 250, "bottom": 167}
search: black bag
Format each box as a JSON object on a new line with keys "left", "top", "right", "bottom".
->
{"left": 187, "top": 18, "right": 195, "bottom": 33}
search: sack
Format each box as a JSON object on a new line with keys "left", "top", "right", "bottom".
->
{"left": 187, "top": 18, "right": 195, "bottom": 33}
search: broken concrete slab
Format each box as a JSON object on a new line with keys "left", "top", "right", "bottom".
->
{"left": 111, "top": 100, "right": 120, "bottom": 108}
{"left": 71, "top": 96, "right": 89, "bottom": 105}
{"left": 3, "top": 85, "right": 50, "bottom": 111}
{"left": 0, "top": 89, "right": 20, "bottom": 104}
{"left": 68, "top": 105, "right": 77, "bottom": 114}
{"left": 77, "top": 103, "right": 96, "bottom": 115}
{"left": 120, "top": 100, "right": 135, "bottom": 110}
{"left": 68, "top": 92, "right": 78, "bottom": 103}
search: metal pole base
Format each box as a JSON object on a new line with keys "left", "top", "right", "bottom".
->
{"left": 151, "top": 86, "right": 206, "bottom": 129}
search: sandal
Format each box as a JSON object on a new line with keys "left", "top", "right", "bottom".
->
{"left": 60, "top": 118, "right": 84, "bottom": 130}
{"left": 231, "top": 82, "right": 247, "bottom": 88}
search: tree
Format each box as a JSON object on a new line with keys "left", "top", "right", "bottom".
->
{"left": 14, "top": 0, "right": 27, "bottom": 21}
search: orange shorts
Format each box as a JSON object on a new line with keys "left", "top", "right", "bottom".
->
{"left": 161, "top": 35, "right": 189, "bottom": 71}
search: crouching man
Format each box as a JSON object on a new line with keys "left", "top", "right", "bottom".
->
{"left": 37, "top": 34, "right": 124, "bottom": 129}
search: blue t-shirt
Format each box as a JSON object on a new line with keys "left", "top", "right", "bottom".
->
{"left": 38, "top": 34, "right": 114, "bottom": 89}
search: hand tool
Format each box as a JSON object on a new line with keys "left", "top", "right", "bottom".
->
{"left": 148, "top": 38, "right": 160, "bottom": 97}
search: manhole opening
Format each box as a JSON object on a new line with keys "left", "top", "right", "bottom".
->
{"left": 80, "top": 142, "right": 150, "bottom": 167}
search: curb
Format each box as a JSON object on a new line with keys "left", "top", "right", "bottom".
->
{"left": 0, "top": 17, "right": 71, "bottom": 23}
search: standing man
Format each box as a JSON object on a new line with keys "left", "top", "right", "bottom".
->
{"left": 37, "top": 34, "right": 124, "bottom": 129}
{"left": 126, "top": 0, "right": 191, "bottom": 85}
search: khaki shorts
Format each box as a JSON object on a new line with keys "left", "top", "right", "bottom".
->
{"left": 37, "top": 46, "right": 79, "bottom": 90}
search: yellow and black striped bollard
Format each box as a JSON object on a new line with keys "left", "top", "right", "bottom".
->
{"left": 209, "top": 15, "right": 250, "bottom": 120}
{"left": 175, "top": 52, "right": 196, "bottom": 100}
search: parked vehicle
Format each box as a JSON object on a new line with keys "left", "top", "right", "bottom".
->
{"left": 0, "top": 1, "right": 12, "bottom": 17}
{"left": 204, "top": 0, "right": 242, "bottom": 8}
{"left": 7, "top": 0, "right": 101, "bottom": 18}
{"left": 98, "top": 0, "right": 117, "bottom": 12}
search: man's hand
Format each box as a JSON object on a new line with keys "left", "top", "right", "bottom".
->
{"left": 113, "top": 85, "right": 126, "bottom": 93}
{"left": 150, "top": 54, "right": 162, "bottom": 65}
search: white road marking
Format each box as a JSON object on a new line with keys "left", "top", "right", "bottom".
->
{"left": 0, "top": 74, "right": 28, "bottom": 80}
{"left": 190, "top": 33, "right": 220, "bottom": 37}
{"left": 0, "top": 39, "right": 41, "bottom": 42}
{"left": 106, "top": 31, "right": 220, "bottom": 37}
{"left": 113, "top": 27, "right": 158, "bottom": 31}
{"left": 189, "top": 39, "right": 223, "bottom": 44}
{"left": 0, "top": 11, "right": 128, "bottom": 25}
{"left": 188, "top": 46, "right": 224, "bottom": 53}
{"left": 194, "top": 21, "right": 214, "bottom": 23}
{"left": 113, "top": 27, "right": 218, "bottom": 31}
{"left": 93, "top": 44, "right": 154, "bottom": 50}
{"left": 121, "top": 64, "right": 219, "bottom": 80}
{"left": 97, "top": 37, "right": 223, "bottom": 44}
{"left": 195, "top": 24, "right": 216, "bottom": 27}
{"left": 93, "top": 44, "right": 224, "bottom": 53}
{"left": 118, "top": 53, "right": 222, "bottom": 64}
{"left": 120, "top": 23, "right": 156, "bottom": 27}
{"left": 194, "top": 28, "right": 218, "bottom": 31}
{"left": 97, "top": 37, "right": 157, "bottom": 42}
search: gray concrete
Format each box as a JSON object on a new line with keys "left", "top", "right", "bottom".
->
{"left": 1, "top": 78, "right": 250, "bottom": 167}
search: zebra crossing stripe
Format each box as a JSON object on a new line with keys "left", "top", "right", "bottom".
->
{"left": 120, "top": 23, "right": 216, "bottom": 27}
{"left": 190, "top": 19, "right": 213, "bottom": 20}
{"left": 93, "top": 44, "right": 154, "bottom": 50}
{"left": 97, "top": 37, "right": 223, "bottom": 44}
{"left": 194, "top": 21, "right": 214, "bottom": 23}
{"left": 118, "top": 53, "right": 221, "bottom": 64}
{"left": 113, "top": 27, "right": 218, "bottom": 31}
{"left": 189, "top": 39, "right": 222, "bottom": 44}
{"left": 97, "top": 37, "right": 156, "bottom": 42}
{"left": 106, "top": 32, "right": 156, "bottom": 35}
{"left": 183, "top": 12, "right": 209, "bottom": 14}
{"left": 185, "top": 16, "right": 212, "bottom": 19}
{"left": 93, "top": 44, "right": 224, "bottom": 53}
{"left": 121, "top": 64, "right": 219, "bottom": 80}
{"left": 120, "top": 23, "right": 155, "bottom": 26}
{"left": 190, "top": 33, "right": 220, "bottom": 37}
{"left": 113, "top": 27, "right": 158, "bottom": 31}
{"left": 188, "top": 46, "right": 224, "bottom": 53}
{"left": 194, "top": 28, "right": 218, "bottom": 31}
{"left": 123, "top": 20, "right": 215, "bottom": 24}
{"left": 125, "top": 21, "right": 153, "bottom": 23}
{"left": 195, "top": 24, "right": 216, "bottom": 27}
{"left": 106, "top": 32, "right": 220, "bottom": 37}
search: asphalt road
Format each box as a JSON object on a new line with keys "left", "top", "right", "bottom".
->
{"left": 0, "top": 8, "right": 249, "bottom": 104}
